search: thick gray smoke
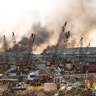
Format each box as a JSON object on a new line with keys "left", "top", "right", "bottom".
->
{"left": 68, "top": 0, "right": 96, "bottom": 35}
{"left": 9, "top": 23, "right": 54, "bottom": 52}
{"left": 47, "top": 0, "right": 96, "bottom": 47}
{"left": 1, "top": 0, "right": 96, "bottom": 53}
{"left": 40, "top": 0, "right": 96, "bottom": 53}
{"left": 19, "top": 37, "right": 29, "bottom": 46}
{"left": 32, "top": 23, "right": 54, "bottom": 46}
{"left": 19, "top": 22, "right": 54, "bottom": 47}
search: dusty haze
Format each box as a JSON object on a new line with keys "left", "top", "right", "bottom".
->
{"left": 0, "top": 0, "right": 96, "bottom": 53}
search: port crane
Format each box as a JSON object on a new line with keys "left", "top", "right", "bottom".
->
{"left": 3, "top": 35, "right": 7, "bottom": 61}
{"left": 49, "top": 21, "right": 70, "bottom": 65}
{"left": 1, "top": 35, "right": 10, "bottom": 72}
{"left": 12, "top": 32, "right": 16, "bottom": 46}
{"left": 27, "top": 33, "right": 35, "bottom": 65}
{"left": 11, "top": 32, "right": 18, "bottom": 61}
{"left": 16, "top": 33, "right": 35, "bottom": 75}
{"left": 73, "top": 37, "right": 84, "bottom": 72}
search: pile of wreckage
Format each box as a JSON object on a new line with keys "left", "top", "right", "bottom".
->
{"left": 0, "top": 67, "right": 96, "bottom": 96}
{"left": 0, "top": 22, "right": 96, "bottom": 96}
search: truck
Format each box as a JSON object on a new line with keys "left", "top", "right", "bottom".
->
{"left": 27, "top": 71, "right": 40, "bottom": 85}
{"left": 27, "top": 71, "right": 53, "bottom": 85}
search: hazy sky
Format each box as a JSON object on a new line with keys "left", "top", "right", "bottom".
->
{"left": 0, "top": 0, "right": 54, "bottom": 34}
{"left": 0, "top": 0, "right": 96, "bottom": 53}
{"left": 0, "top": 0, "right": 67, "bottom": 53}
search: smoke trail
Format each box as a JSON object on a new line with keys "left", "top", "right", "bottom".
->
{"left": 32, "top": 23, "right": 54, "bottom": 46}
{"left": 1, "top": 0, "right": 96, "bottom": 53}
{"left": 10, "top": 22, "right": 54, "bottom": 52}
{"left": 19, "top": 37, "right": 29, "bottom": 46}
{"left": 48, "top": 0, "right": 96, "bottom": 47}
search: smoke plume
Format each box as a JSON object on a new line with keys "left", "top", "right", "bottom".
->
{"left": 9, "top": 23, "right": 54, "bottom": 52}
{"left": 0, "top": 0, "right": 96, "bottom": 53}
{"left": 32, "top": 23, "right": 54, "bottom": 46}
{"left": 48, "top": 0, "right": 96, "bottom": 47}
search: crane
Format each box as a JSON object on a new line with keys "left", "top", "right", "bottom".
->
{"left": 27, "top": 33, "right": 35, "bottom": 65}
{"left": 85, "top": 42, "right": 90, "bottom": 54}
{"left": 3, "top": 35, "right": 7, "bottom": 61}
{"left": 78, "top": 37, "right": 84, "bottom": 63}
{"left": 56, "top": 21, "right": 70, "bottom": 48}
{"left": 49, "top": 21, "right": 70, "bottom": 65}
{"left": 16, "top": 33, "right": 35, "bottom": 74}
{"left": 82, "top": 42, "right": 90, "bottom": 72}
{"left": 12, "top": 32, "right": 17, "bottom": 53}
{"left": 2, "top": 35, "right": 10, "bottom": 72}
{"left": 73, "top": 38, "right": 91, "bottom": 73}
{"left": 12, "top": 32, "right": 16, "bottom": 46}
{"left": 11, "top": 32, "right": 19, "bottom": 65}
{"left": 73, "top": 37, "right": 84, "bottom": 72}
